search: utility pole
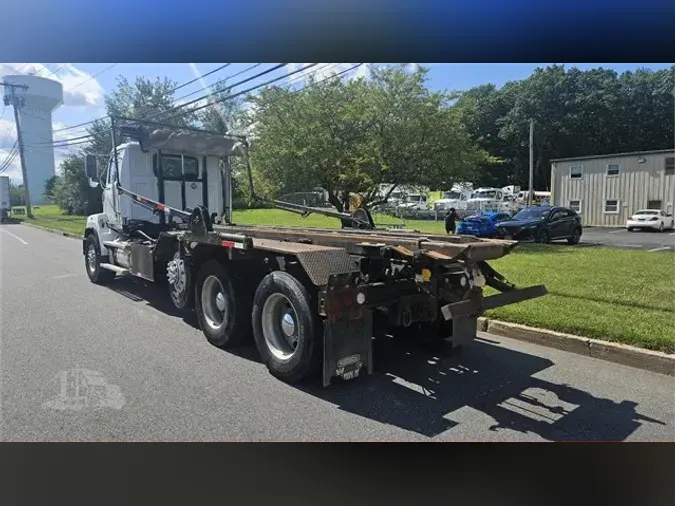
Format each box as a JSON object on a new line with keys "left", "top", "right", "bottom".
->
{"left": 1, "top": 81, "right": 32, "bottom": 218}
{"left": 528, "top": 118, "right": 534, "bottom": 207}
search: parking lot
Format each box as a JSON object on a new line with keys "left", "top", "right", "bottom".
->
{"left": 579, "top": 227, "right": 675, "bottom": 252}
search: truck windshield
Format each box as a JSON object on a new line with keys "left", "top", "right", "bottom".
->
{"left": 443, "top": 191, "right": 462, "bottom": 199}
{"left": 513, "top": 208, "right": 550, "bottom": 221}
{"left": 472, "top": 190, "right": 496, "bottom": 199}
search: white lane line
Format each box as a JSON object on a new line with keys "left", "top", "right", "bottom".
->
{"left": 51, "top": 273, "right": 80, "bottom": 280}
{"left": 608, "top": 229, "right": 624, "bottom": 234}
{"left": 616, "top": 244, "right": 643, "bottom": 248}
{"left": 0, "top": 228, "right": 29, "bottom": 245}
{"left": 669, "top": 233, "right": 675, "bottom": 236}
{"left": 647, "top": 246, "right": 672, "bottom": 252}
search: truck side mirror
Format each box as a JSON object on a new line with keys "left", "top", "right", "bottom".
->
{"left": 84, "top": 155, "right": 99, "bottom": 187}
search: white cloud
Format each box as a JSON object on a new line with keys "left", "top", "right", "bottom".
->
{"left": 0, "top": 63, "right": 105, "bottom": 108}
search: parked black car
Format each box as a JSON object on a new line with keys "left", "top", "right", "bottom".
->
{"left": 494, "top": 206, "right": 582, "bottom": 244}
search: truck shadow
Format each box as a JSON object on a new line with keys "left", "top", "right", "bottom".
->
{"left": 298, "top": 336, "right": 667, "bottom": 441}
{"left": 102, "top": 276, "right": 666, "bottom": 441}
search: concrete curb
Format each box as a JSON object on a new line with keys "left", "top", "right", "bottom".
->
{"left": 20, "top": 222, "right": 83, "bottom": 240}
{"left": 478, "top": 317, "right": 674, "bottom": 376}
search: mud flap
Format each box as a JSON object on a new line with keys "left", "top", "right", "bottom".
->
{"left": 322, "top": 311, "right": 373, "bottom": 387}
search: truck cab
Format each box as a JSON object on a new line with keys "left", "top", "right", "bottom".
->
{"left": 99, "top": 142, "right": 226, "bottom": 226}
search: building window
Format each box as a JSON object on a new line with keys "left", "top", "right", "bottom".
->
{"left": 604, "top": 200, "right": 620, "bottom": 214}
{"left": 568, "top": 200, "right": 581, "bottom": 213}
{"left": 569, "top": 165, "right": 583, "bottom": 179}
{"left": 666, "top": 157, "right": 675, "bottom": 175}
{"left": 647, "top": 200, "right": 662, "bottom": 210}
{"left": 606, "top": 163, "right": 620, "bottom": 176}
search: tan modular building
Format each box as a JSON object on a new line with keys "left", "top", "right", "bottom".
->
{"left": 550, "top": 149, "right": 675, "bottom": 227}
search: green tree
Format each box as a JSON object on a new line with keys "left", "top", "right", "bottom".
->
{"left": 43, "top": 175, "right": 59, "bottom": 202}
{"left": 9, "top": 182, "right": 25, "bottom": 207}
{"left": 249, "top": 64, "right": 485, "bottom": 211}
{"left": 83, "top": 75, "right": 201, "bottom": 174}
{"left": 458, "top": 64, "right": 675, "bottom": 190}
{"left": 52, "top": 156, "right": 102, "bottom": 215}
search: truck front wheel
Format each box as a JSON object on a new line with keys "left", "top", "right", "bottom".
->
{"left": 85, "top": 233, "right": 115, "bottom": 285}
{"left": 252, "top": 271, "right": 322, "bottom": 384}
{"left": 195, "top": 260, "right": 251, "bottom": 348}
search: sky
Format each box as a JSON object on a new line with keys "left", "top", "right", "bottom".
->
{"left": 0, "top": 62, "right": 672, "bottom": 185}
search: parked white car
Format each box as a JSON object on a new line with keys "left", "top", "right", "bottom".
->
{"left": 626, "top": 209, "right": 675, "bottom": 232}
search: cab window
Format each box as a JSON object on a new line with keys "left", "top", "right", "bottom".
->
{"left": 153, "top": 154, "right": 200, "bottom": 181}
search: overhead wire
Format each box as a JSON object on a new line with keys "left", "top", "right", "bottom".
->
{"left": 169, "top": 64, "right": 231, "bottom": 94}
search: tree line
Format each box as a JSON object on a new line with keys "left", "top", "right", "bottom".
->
{"left": 43, "top": 64, "right": 673, "bottom": 214}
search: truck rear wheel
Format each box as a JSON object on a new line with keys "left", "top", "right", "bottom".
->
{"left": 85, "top": 233, "right": 115, "bottom": 285}
{"left": 252, "top": 271, "right": 322, "bottom": 384}
{"left": 167, "top": 249, "right": 193, "bottom": 310}
{"left": 194, "top": 260, "right": 251, "bottom": 348}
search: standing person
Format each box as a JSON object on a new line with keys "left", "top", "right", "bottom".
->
{"left": 445, "top": 207, "right": 458, "bottom": 234}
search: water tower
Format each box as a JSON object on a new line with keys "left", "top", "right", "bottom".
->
{"left": 2, "top": 74, "right": 63, "bottom": 205}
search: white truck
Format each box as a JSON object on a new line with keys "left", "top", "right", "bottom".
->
{"left": 434, "top": 183, "right": 474, "bottom": 214}
{"left": 0, "top": 176, "right": 10, "bottom": 223}
{"left": 81, "top": 117, "right": 547, "bottom": 388}
{"left": 465, "top": 187, "right": 518, "bottom": 214}
{"left": 397, "top": 192, "right": 429, "bottom": 211}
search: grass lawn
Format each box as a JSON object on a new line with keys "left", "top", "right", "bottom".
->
{"left": 12, "top": 205, "right": 674, "bottom": 353}
{"left": 485, "top": 244, "right": 675, "bottom": 354}
{"left": 12, "top": 205, "right": 87, "bottom": 236}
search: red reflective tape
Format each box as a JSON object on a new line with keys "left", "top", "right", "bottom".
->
{"left": 221, "top": 240, "right": 235, "bottom": 248}
{"left": 156, "top": 203, "right": 166, "bottom": 211}
{"left": 139, "top": 197, "right": 147, "bottom": 204}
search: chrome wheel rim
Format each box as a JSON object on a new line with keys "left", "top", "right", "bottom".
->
{"left": 87, "top": 243, "right": 97, "bottom": 273}
{"left": 261, "top": 293, "right": 298, "bottom": 361}
{"left": 201, "top": 275, "right": 228, "bottom": 331}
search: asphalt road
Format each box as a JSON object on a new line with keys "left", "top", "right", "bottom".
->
{"left": 1, "top": 224, "right": 673, "bottom": 441}
{"left": 578, "top": 227, "right": 675, "bottom": 252}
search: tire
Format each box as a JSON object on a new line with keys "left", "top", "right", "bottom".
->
{"left": 167, "top": 249, "right": 193, "bottom": 310}
{"left": 567, "top": 227, "right": 581, "bottom": 245}
{"left": 252, "top": 271, "right": 322, "bottom": 384}
{"left": 535, "top": 228, "right": 550, "bottom": 244}
{"left": 627, "top": 227, "right": 633, "bottom": 232}
{"left": 194, "top": 260, "right": 251, "bottom": 348}
{"left": 658, "top": 222, "right": 664, "bottom": 232}
{"left": 84, "top": 233, "right": 115, "bottom": 285}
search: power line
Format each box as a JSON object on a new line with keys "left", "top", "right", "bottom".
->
{"left": 239, "top": 64, "right": 364, "bottom": 129}
{"left": 64, "top": 63, "right": 117, "bottom": 93}
{"left": 147, "top": 63, "right": 290, "bottom": 122}
{"left": 169, "top": 64, "right": 231, "bottom": 94}
{"left": 51, "top": 64, "right": 264, "bottom": 134}
{"left": 173, "top": 63, "right": 262, "bottom": 103}
{"left": 0, "top": 141, "right": 18, "bottom": 173}
{"left": 160, "top": 63, "right": 315, "bottom": 121}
